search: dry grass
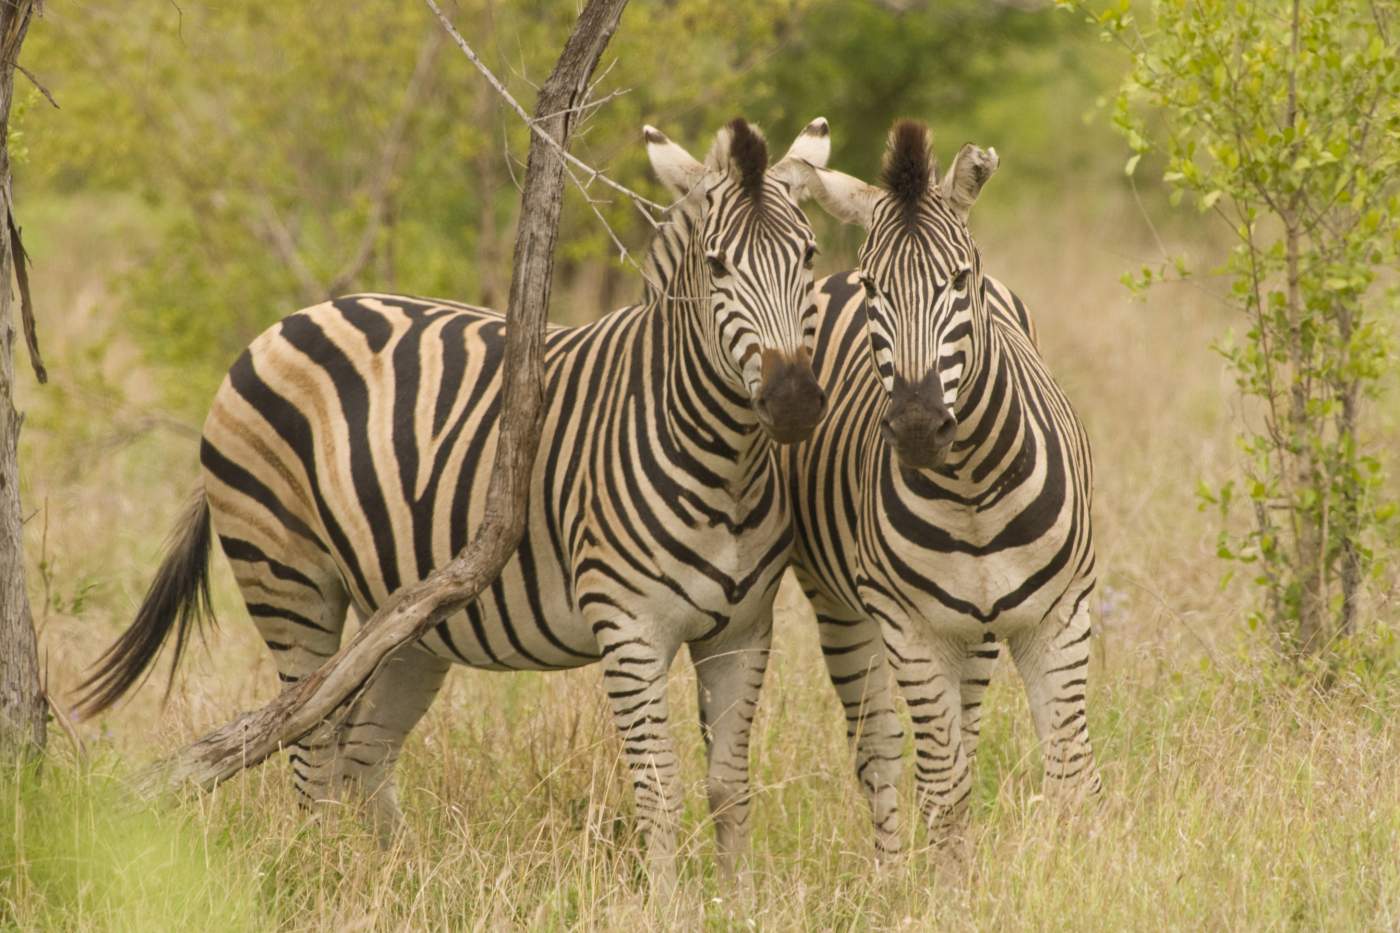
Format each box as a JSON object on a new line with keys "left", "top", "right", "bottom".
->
{"left": 5, "top": 188, "right": 1399, "bottom": 930}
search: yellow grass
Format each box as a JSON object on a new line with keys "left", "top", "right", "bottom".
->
{"left": 6, "top": 188, "right": 1399, "bottom": 930}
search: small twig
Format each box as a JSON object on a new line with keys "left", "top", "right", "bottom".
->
{"left": 325, "top": 26, "right": 445, "bottom": 296}
{"left": 7, "top": 211, "right": 46, "bottom": 383}
{"left": 41, "top": 662, "right": 88, "bottom": 762}
{"left": 528, "top": 86, "right": 630, "bottom": 126}
{"left": 44, "top": 690, "right": 88, "bottom": 761}
{"left": 15, "top": 62, "right": 56, "bottom": 108}
{"left": 253, "top": 197, "right": 324, "bottom": 304}
{"left": 424, "top": 0, "right": 666, "bottom": 218}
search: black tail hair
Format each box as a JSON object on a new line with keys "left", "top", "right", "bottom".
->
{"left": 75, "top": 491, "right": 215, "bottom": 718}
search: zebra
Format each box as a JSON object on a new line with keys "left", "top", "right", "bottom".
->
{"left": 77, "top": 117, "right": 833, "bottom": 890}
{"left": 785, "top": 120, "right": 1100, "bottom": 858}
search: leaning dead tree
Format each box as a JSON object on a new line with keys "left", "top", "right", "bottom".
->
{"left": 138, "top": 0, "right": 630, "bottom": 793}
{"left": 0, "top": 0, "right": 47, "bottom": 761}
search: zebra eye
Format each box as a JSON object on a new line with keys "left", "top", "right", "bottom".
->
{"left": 953, "top": 268, "right": 971, "bottom": 290}
{"left": 804, "top": 244, "right": 818, "bottom": 269}
{"left": 706, "top": 254, "right": 728, "bottom": 279}
{"left": 861, "top": 277, "right": 878, "bottom": 300}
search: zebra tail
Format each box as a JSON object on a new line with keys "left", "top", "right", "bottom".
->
{"left": 75, "top": 490, "right": 215, "bottom": 718}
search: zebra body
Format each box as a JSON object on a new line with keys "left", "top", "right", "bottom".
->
{"left": 789, "top": 122, "right": 1100, "bottom": 857}
{"left": 81, "top": 118, "right": 832, "bottom": 889}
{"left": 208, "top": 292, "right": 791, "bottom": 674}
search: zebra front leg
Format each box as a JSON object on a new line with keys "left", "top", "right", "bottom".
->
{"left": 332, "top": 642, "right": 451, "bottom": 844}
{"left": 1007, "top": 591, "right": 1102, "bottom": 804}
{"left": 595, "top": 620, "right": 684, "bottom": 899}
{"left": 813, "top": 601, "right": 906, "bottom": 861}
{"left": 878, "top": 612, "right": 972, "bottom": 847}
{"left": 690, "top": 618, "right": 772, "bottom": 882}
{"left": 960, "top": 635, "right": 1000, "bottom": 764}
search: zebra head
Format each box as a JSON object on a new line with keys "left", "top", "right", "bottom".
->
{"left": 645, "top": 117, "right": 831, "bottom": 444}
{"left": 802, "top": 119, "right": 998, "bottom": 469}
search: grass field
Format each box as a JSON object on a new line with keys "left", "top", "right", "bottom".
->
{"left": 5, "top": 187, "right": 1399, "bottom": 930}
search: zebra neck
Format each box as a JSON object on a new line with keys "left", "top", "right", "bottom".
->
{"left": 939, "top": 324, "right": 1026, "bottom": 484}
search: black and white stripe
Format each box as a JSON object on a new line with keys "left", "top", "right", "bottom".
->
{"left": 79, "top": 118, "right": 833, "bottom": 889}
{"left": 787, "top": 121, "right": 1100, "bottom": 856}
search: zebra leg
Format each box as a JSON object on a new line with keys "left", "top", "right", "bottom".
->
{"left": 813, "top": 600, "right": 906, "bottom": 861}
{"left": 229, "top": 549, "right": 348, "bottom": 810}
{"left": 690, "top": 618, "right": 772, "bottom": 882}
{"left": 1007, "top": 594, "right": 1102, "bottom": 803}
{"left": 594, "top": 619, "right": 684, "bottom": 898}
{"left": 332, "top": 642, "right": 451, "bottom": 844}
{"left": 960, "top": 635, "right": 1000, "bottom": 763}
{"left": 879, "top": 614, "right": 972, "bottom": 846}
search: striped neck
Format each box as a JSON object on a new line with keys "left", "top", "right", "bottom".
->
{"left": 940, "top": 318, "right": 1020, "bottom": 483}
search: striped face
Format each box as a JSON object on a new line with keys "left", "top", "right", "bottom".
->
{"left": 858, "top": 197, "right": 982, "bottom": 409}
{"left": 647, "top": 118, "right": 832, "bottom": 444}
{"left": 803, "top": 126, "right": 999, "bottom": 468}
{"left": 699, "top": 172, "right": 824, "bottom": 436}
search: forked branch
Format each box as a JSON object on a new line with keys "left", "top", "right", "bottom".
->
{"left": 137, "top": 0, "right": 632, "bottom": 794}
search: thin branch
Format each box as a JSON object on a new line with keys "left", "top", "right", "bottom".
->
{"left": 131, "top": 0, "right": 632, "bottom": 795}
{"left": 324, "top": 26, "right": 446, "bottom": 296}
{"left": 7, "top": 211, "right": 44, "bottom": 383}
{"left": 423, "top": 0, "right": 666, "bottom": 219}
{"left": 253, "top": 197, "right": 324, "bottom": 305}
{"left": 15, "top": 62, "right": 56, "bottom": 108}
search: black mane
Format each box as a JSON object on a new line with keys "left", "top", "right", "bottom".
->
{"left": 727, "top": 117, "right": 769, "bottom": 203}
{"left": 880, "top": 119, "right": 934, "bottom": 222}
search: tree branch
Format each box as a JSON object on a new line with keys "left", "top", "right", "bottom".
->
{"left": 136, "top": 0, "right": 632, "bottom": 795}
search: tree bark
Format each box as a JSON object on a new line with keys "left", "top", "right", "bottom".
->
{"left": 0, "top": 0, "right": 45, "bottom": 761}
{"left": 138, "top": 0, "right": 630, "bottom": 794}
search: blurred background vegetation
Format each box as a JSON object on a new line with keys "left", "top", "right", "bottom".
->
{"left": 8, "top": 2, "right": 1398, "bottom": 928}
{"left": 17, "top": 0, "right": 1120, "bottom": 415}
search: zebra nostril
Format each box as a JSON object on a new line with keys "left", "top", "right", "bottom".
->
{"left": 934, "top": 410, "right": 957, "bottom": 445}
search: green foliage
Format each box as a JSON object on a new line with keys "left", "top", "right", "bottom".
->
{"left": 1, "top": 760, "right": 261, "bottom": 930}
{"left": 1081, "top": 0, "right": 1400, "bottom": 657}
{"left": 17, "top": 0, "right": 1109, "bottom": 413}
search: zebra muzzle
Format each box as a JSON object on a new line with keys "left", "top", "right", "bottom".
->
{"left": 883, "top": 372, "right": 956, "bottom": 469}
{"left": 754, "top": 347, "right": 826, "bottom": 444}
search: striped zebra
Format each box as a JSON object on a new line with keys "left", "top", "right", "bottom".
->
{"left": 786, "top": 120, "right": 1100, "bottom": 857}
{"left": 78, "top": 117, "right": 833, "bottom": 888}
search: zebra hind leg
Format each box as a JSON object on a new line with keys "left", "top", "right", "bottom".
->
{"left": 1007, "top": 593, "right": 1102, "bottom": 805}
{"left": 332, "top": 641, "right": 451, "bottom": 845}
{"left": 229, "top": 548, "right": 349, "bottom": 813}
{"left": 813, "top": 602, "right": 907, "bottom": 862}
{"left": 690, "top": 616, "right": 773, "bottom": 884}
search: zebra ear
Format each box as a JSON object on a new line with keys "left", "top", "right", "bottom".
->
{"left": 940, "top": 143, "right": 999, "bottom": 221}
{"left": 644, "top": 125, "right": 708, "bottom": 200}
{"left": 770, "top": 116, "right": 831, "bottom": 198}
{"left": 804, "top": 166, "right": 879, "bottom": 228}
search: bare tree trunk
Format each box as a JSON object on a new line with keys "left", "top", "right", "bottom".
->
{"left": 1282, "top": 0, "right": 1326, "bottom": 656}
{"left": 0, "top": 0, "right": 45, "bottom": 761}
{"left": 139, "top": 0, "right": 630, "bottom": 794}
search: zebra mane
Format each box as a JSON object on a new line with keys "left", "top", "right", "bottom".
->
{"left": 725, "top": 118, "right": 769, "bottom": 204}
{"left": 880, "top": 119, "right": 935, "bottom": 223}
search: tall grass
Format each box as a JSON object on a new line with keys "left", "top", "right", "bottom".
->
{"left": 10, "top": 185, "right": 1399, "bottom": 929}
